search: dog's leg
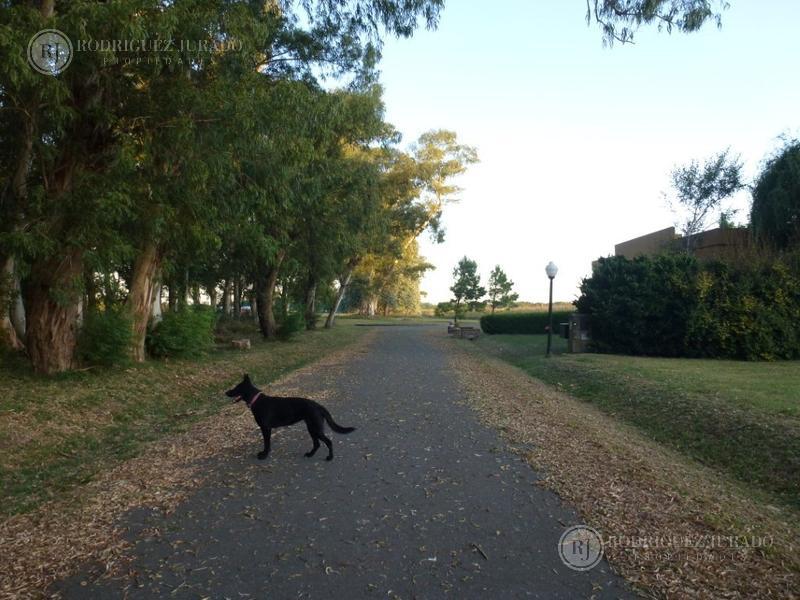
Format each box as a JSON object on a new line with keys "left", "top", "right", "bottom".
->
{"left": 319, "top": 433, "right": 333, "bottom": 461}
{"left": 257, "top": 427, "right": 271, "bottom": 460}
{"left": 304, "top": 420, "right": 320, "bottom": 457}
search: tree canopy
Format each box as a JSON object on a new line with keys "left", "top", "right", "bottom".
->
{"left": 586, "top": 0, "right": 730, "bottom": 45}
{"left": 0, "top": 0, "right": 465, "bottom": 372}
{"left": 751, "top": 139, "right": 800, "bottom": 251}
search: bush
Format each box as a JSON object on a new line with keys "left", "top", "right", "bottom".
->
{"left": 480, "top": 310, "right": 573, "bottom": 335}
{"left": 78, "top": 309, "right": 133, "bottom": 367}
{"left": 147, "top": 307, "right": 216, "bottom": 358}
{"left": 576, "top": 254, "right": 699, "bottom": 356}
{"left": 576, "top": 253, "right": 800, "bottom": 360}
{"left": 276, "top": 312, "right": 305, "bottom": 341}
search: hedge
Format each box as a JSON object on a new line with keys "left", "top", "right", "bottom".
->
{"left": 480, "top": 311, "right": 573, "bottom": 335}
{"left": 576, "top": 253, "right": 800, "bottom": 360}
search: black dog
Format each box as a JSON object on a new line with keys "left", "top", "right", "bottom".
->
{"left": 225, "top": 374, "right": 355, "bottom": 461}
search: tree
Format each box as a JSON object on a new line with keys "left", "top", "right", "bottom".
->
{"left": 751, "top": 139, "right": 800, "bottom": 251}
{"left": 0, "top": 0, "right": 444, "bottom": 371}
{"left": 586, "top": 0, "right": 729, "bottom": 45}
{"left": 487, "top": 266, "right": 519, "bottom": 313}
{"left": 450, "top": 257, "right": 485, "bottom": 325}
{"left": 667, "top": 149, "right": 744, "bottom": 251}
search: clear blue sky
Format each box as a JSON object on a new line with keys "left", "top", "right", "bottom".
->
{"left": 376, "top": 1, "right": 800, "bottom": 304}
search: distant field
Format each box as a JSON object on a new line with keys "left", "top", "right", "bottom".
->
{"left": 388, "top": 302, "right": 577, "bottom": 320}
{"left": 474, "top": 334, "right": 800, "bottom": 508}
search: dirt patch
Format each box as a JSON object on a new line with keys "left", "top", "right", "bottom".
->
{"left": 443, "top": 334, "right": 800, "bottom": 599}
{"left": 0, "top": 331, "right": 374, "bottom": 600}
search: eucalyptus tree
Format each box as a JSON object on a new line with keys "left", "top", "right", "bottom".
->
{"left": 586, "top": 0, "right": 730, "bottom": 45}
{"left": 0, "top": 0, "right": 443, "bottom": 372}
{"left": 352, "top": 130, "right": 478, "bottom": 316}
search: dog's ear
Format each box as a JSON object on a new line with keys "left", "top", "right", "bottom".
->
{"left": 243, "top": 373, "right": 251, "bottom": 382}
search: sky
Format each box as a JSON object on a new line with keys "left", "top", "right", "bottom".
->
{"left": 375, "top": 1, "right": 800, "bottom": 304}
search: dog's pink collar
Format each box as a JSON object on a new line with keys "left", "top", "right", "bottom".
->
{"left": 247, "top": 391, "right": 262, "bottom": 408}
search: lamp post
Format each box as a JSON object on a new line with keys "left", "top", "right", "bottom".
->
{"left": 545, "top": 261, "right": 558, "bottom": 357}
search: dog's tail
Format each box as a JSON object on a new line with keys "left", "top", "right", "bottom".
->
{"left": 323, "top": 408, "right": 356, "bottom": 434}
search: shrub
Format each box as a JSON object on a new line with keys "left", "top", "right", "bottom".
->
{"left": 276, "top": 312, "right": 305, "bottom": 341}
{"left": 576, "top": 253, "right": 800, "bottom": 360}
{"left": 480, "top": 310, "right": 573, "bottom": 335}
{"left": 78, "top": 309, "right": 133, "bottom": 367}
{"left": 686, "top": 259, "right": 800, "bottom": 360}
{"left": 576, "top": 254, "right": 699, "bottom": 356}
{"left": 147, "top": 307, "right": 216, "bottom": 358}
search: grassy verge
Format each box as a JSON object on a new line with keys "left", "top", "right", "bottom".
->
{"left": 475, "top": 334, "right": 800, "bottom": 508}
{"left": 0, "top": 322, "right": 366, "bottom": 518}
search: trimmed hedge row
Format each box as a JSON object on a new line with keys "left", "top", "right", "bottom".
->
{"left": 480, "top": 311, "right": 573, "bottom": 335}
{"left": 576, "top": 253, "right": 800, "bottom": 360}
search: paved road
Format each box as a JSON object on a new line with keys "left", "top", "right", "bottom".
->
{"left": 55, "top": 326, "right": 633, "bottom": 599}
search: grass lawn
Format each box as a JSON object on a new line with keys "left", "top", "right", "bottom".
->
{"left": 0, "top": 322, "right": 367, "bottom": 518}
{"left": 475, "top": 334, "right": 800, "bottom": 508}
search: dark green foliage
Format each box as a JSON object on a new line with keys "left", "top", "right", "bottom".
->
{"left": 587, "top": 0, "right": 727, "bottom": 45}
{"left": 480, "top": 311, "right": 573, "bottom": 335}
{"left": 78, "top": 309, "right": 133, "bottom": 367}
{"left": 687, "top": 259, "right": 800, "bottom": 360}
{"left": 434, "top": 301, "right": 456, "bottom": 318}
{"left": 450, "top": 256, "right": 485, "bottom": 321}
{"left": 577, "top": 254, "right": 800, "bottom": 360}
{"left": 147, "top": 307, "right": 216, "bottom": 358}
{"left": 751, "top": 139, "right": 800, "bottom": 250}
{"left": 277, "top": 313, "right": 305, "bottom": 341}
{"left": 487, "top": 265, "right": 518, "bottom": 313}
{"left": 576, "top": 254, "right": 699, "bottom": 356}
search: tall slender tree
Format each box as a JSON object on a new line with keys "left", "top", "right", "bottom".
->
{"left": 487, "top": 266, "right": 519, "bottom": 313}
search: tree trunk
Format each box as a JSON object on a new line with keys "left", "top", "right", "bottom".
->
{"left": 255, "top": 251, "right": 285, "bottom": 339}
{"left": 181, "top": 269, "right": 189, "bottom": 309}
{"left": 11, "top": 274, "right": 26, "bottom": 340}
{"left": 103, "top": 271, "right": 117, "bottom": 308}
{"left": 1, "top": 256, "right": 24, "bottom": 350}
{"left": 126, "top": 241, "right": 161, "bottom": 362}
{"left": 325, "top": 260, "right": 357, "bottom": 329}
{"left": 233, "top": 278, "right": 242, "bottom": 318}
{"left": 303, "top": 275, "right": 317, "bottom": 330}
{"left": 168, "top": 279, "right": 177, "bottom": 312}
{"left": 207, "top": 285, "right": 217, "bottom": 311}
{"left": 150, "top": 280, "right": 163, "bottom": 323}
{"left": 222, "top": 279, "right": 232, "bottom": 316}
{"left": 24, "top": 248, "right": 83, "bottom": 374}
{"left": 191, "top": 283, "right": 201, "bottom": 306}
{"left": 85, "top": 265, "right": 97, "bottom": 313}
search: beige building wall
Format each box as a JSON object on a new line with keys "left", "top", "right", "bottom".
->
{"left": 614, "top": 227, "right": 677, "bottom": 259}
{"left": 614, "top": 226, "right": 750, "bottom": 262}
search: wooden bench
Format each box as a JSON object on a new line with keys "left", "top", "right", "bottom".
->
{"left": 458, "top": 326, "right": 480, "bottom": 340}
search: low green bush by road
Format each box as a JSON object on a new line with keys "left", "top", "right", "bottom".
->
{"left": 480, "top": 311, "right": 573, "bottom": 335}
{"left": 0, "top": 323, "right": 366, "bottom": 517}
{"left": 474, "top": 334, "right": 800, "bottom": 508}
